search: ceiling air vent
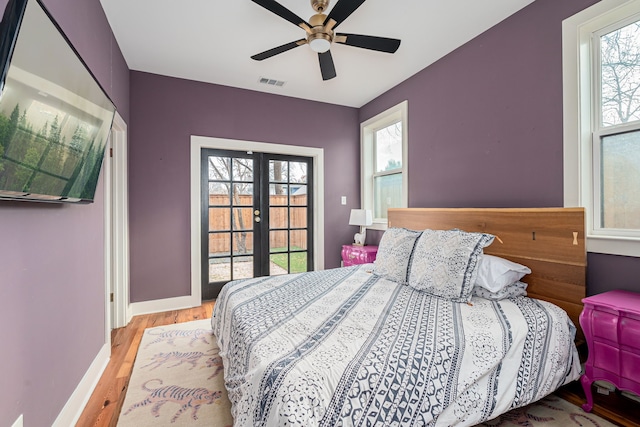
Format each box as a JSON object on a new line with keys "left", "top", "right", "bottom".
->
{"left": 258, "top": 77, "right": 285, "bottom": 87}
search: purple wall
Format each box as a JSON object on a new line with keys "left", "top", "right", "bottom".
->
{"left": 129, "top": 72, "right": 359, "bottom": 302}
{"left": 2, "top": 0, "right": 639, "bottom": 424}
{"left": 0, "top": 0, "right": 129, "bottom": 426}
{"left": 361, "top": 0, "right": 640, "bottom": 295}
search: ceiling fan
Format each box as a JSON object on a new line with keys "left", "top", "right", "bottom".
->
{"left": 250, "top": 0, "right": 401, "bottom": 81}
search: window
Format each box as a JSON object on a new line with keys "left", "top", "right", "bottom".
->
{"left": 563, "top": 0, "right": 640, "bottom": 256}
{"left": 361, "top": 101, "right": 408, "bottom": 229}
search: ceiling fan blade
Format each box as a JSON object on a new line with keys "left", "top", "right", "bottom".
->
{"left": 318, "top": 51, "right": 337, "bottom": 81}
{"left": 251, "top": 39, "right": 307, "bottom": 61}
{"left": 323, "top": 0, "right": 366, "bottom": 30}
{"left": 251, "top": 0, "right": 311, "bottom": 31}
{"left": 334, "top": 33, "right": 401, "bottom": 53}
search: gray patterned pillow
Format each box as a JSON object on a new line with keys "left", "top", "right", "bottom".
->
{"left": 407, "top": 229, "right": 495, "bottom": 302}
{"left": 372, "top": 227, "right": 422, "bottom": 284}
{"left": 473, "top": 281, "right": 528, "bottom": 300}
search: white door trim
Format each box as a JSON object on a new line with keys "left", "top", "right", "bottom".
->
{"left": 190, "top": 135, "right": 325, "bottom": 302}
{"left": 57, "top": 113, "right": 129, "bottom": 427}
{"left": 104, "top": 111, "right": 130, "bottom": 332}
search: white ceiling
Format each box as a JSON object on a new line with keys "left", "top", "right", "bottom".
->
{"left": 100, "top": 0, "right": 535, "bottom": 108}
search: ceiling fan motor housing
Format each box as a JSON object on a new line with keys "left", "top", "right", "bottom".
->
{"left": 308, "top": 13, "right": 332, "bottom": 52}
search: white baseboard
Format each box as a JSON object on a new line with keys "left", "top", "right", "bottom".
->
{"left": 130, "top": 294, "right": 201, "bottom": 317}
{"left": 53, "top": 343, "right": 110, "bottom": 427}
{"left": 51, "top": 295, "right": 199, "bottom": 426}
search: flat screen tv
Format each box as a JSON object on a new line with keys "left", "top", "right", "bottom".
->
{"left": 0, "top": 0, "right": 116, "bottom": 203}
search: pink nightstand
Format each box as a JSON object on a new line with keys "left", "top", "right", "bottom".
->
{"left": 341, "top": 245, "right": 378, "bottom": 267}
{"left": 579, "top": 290, "right": 640, "bottom": 412}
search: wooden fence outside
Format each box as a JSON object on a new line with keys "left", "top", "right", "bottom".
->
{"left": 208, "top": 194, "right": 308, "bottom": 255}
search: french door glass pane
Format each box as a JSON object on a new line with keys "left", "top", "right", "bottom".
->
{"left": 233, "top": 158, "right": 253, "bottom": 180}
{"left": 270, "top": 207, "right": 289, "bottom": 228}
{"left": 209, "top": 208, "right": 229, "bottom": 231}
{"left": 270, "top": 160, "right": 288, "bottom": 182}
{"left": 289, "top": 161, "right": 308, "bottom": 183}
{"left": 208, "top": 157, "right": 230, "bottom": 180}
{"left": 232, "top": 256, "right": 254, "bottom": 280}
{"left": 375, "top": 121, "right": 403, "bottom": 172}
{"left": 269, "top": 253, "right": 288, "bottom": 275}
{"left": 601, "top": 130, "right": 640, "bottom": 229}
{"left": 270, "top": 230, "right": 288, "bottom": 252}
{"left": 290, "top": 252, "right": 308, "bottom": 274}
{"left": 374, "top": 173, "right": 402, "bottom": 219}
{"left": 290, "top": 185, "right": 307, "bottom": 205}
{"left": 290, "top": 229, "right": 307, "bottom": 251}
{"left": 208, "top": 233, "right": 229, "bottom": 256}
{"left": 232, "top": 184, "right": 253, "bottom": 205}
{"left": 209, "top": 182, "right": 229, "bottom": 205}
{"left": 232, "top": 231, "right": 253, "bottom": 255}
{"left": 231, "top": 208, "right": 252, "bottom": 230}
{"left": 600, "top": 19, "right": 640, "bottom": 127}
{"left": 270, "top": 184, "right": 288, "bottom": 201}
{"left": 209, "top": 258, "right": 230, "bottom": 282}
{"left": 290, "top": 207, "right": 307, "bottom": 228}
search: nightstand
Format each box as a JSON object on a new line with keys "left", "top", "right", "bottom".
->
{"left": 579, "top": 289, "right": 640, "bottom": 412}
{"left": 341, "top": 245, "right": 378, "bottom": 267}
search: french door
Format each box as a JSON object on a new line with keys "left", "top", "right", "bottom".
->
{"left": 201, "top": 149, "right": 313, "bottom": 300}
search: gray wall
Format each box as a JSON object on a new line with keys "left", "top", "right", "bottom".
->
{"left": 129, "top": 72, "right": 360, "bottom": 302}
{"left": 0, "top": 0, "right": 129, "bottom": 426}
{"left": 361, "top": 0, "right": 640, "bottom": 295}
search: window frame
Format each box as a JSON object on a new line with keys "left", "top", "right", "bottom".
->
{"left": 360, "top": 100, "right": 408, "bottom": 230}
{"left": 563, "top": 0, "right": 640, "bottom": 257}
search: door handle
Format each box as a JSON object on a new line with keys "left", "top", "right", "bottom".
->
{"left": 254, "top": 217, "right": 261, "bottom": 223}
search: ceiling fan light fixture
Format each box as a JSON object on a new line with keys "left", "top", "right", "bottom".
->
{"left": 250, "top": 0, "right": 401, "bottom": 80}
{"left": 309, "top": 37, "right": 331, "bottom": 53}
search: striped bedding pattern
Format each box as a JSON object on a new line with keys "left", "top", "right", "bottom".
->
{"left": 211, "top": 264, "right": 581, "bottom": 426}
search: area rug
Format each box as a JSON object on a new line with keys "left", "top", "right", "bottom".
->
{"left": 117, "top": 319, "right": 233, "bottom": 426}
{"left": 476, "top": 394, "right": 616, "bottom": 426}
{"left": 118, "top": 319, "right": 617, "bottom": 427}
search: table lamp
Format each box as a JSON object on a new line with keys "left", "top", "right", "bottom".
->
{"left": 349, "top": 209, "right": 373, "bottom": 245}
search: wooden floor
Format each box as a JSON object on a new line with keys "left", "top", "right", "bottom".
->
{"left": 75, "top": 301, "right": 639, "bottom": 427}
{"left": 75, "top": 301, "right": 215, "bottom": 427}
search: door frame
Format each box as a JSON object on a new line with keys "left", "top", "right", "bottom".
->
{"left": 104, "top": 111, "right": 130, "bottom": 336}
{"left": 190, "top": 136, "right": 325, "bottom": 302}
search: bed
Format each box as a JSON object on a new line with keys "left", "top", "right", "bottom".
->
{"left": 211, "top": 207, "right": 586, "bottom": 426}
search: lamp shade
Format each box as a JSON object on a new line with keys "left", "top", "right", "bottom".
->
{"left": 349, "top": 209, "right": 373, "bottom": 226}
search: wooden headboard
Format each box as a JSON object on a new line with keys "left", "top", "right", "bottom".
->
{"left": 388, "top": 207, "right": 587, "bottom": 341}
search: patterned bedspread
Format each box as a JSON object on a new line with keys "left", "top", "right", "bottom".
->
{"left": 211, "top": 264, "right": 581, "bottom": 426}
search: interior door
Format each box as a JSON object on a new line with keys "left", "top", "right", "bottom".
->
{"left": 201, "top": 149, "right": 313, "bottom": 300}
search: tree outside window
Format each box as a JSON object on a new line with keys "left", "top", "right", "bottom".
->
{"left": 597, "top": 18, "right": 640, "bottom": 230}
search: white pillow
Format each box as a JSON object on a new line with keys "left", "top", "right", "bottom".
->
{"left": 473, "top": 280, "right": 528, "bottom": 300}
{"left": 475, "top": 254, "right": 531, "bottom": 293}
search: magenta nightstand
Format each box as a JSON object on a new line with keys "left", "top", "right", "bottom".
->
{"left": 341, "top": 245, "right": 378, "bottom": 267}
{"left": 579, "top": 290, "right": 640, "bottom": 412}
